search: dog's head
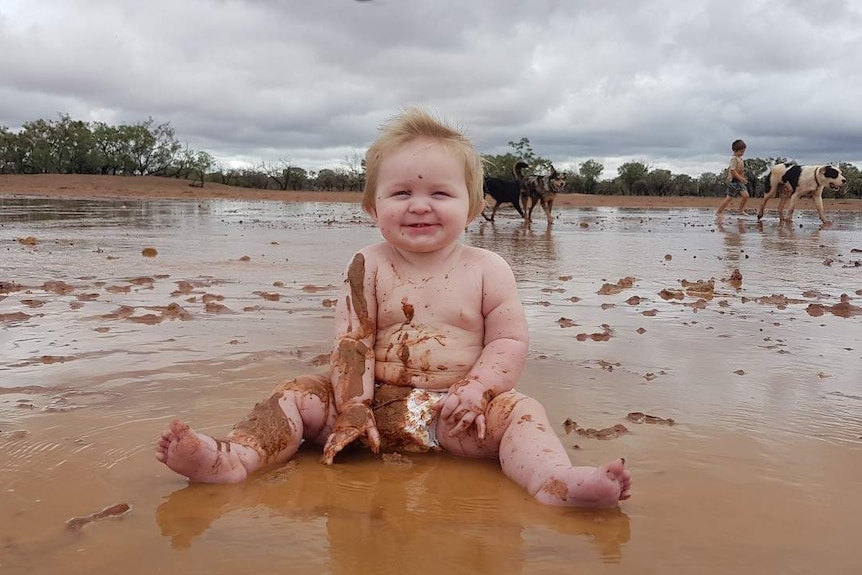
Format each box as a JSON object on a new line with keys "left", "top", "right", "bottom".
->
{"left": 549, "top": 166, "right": 567, "bottom": 192}
{"left": 819, "top": 165, "right": 847, "bottom": 191}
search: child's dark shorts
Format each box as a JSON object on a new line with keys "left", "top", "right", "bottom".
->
{"left": 726, "top": 181, "right": 748, "bottom": 197}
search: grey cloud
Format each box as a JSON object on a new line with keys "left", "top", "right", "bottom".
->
{"left": 1, "top": 0, "right": 860, "bottom": 175}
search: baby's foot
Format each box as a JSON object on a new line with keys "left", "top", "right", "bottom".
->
{"left": 535, "top": 459, "right": 632, "bottom": 508}
{"left": 155, "top": 419, "right": 254, "bottom": 483}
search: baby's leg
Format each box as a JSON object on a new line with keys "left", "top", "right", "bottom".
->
{"left": 439, "top": 391, "right": 631, "bottom": 508}
{"left": 156, "top": 373, "right": 336, "bottom": 483}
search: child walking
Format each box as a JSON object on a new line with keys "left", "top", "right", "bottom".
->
{"left": 716, "top": 139, "right": 750, "bottom": 218}
{"left": 156, "top": 108, "right": 631, "bottom": 508}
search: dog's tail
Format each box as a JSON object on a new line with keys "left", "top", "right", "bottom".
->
{"left": 513, "top": 160, "right": 529, "bottom": 181}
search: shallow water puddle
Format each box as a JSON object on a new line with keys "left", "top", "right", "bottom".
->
{"left": 1, "top": 197, "right": 861, "bottom": 574}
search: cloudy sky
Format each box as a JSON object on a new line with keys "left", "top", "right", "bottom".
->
{"left": 1, "top": 0, "right": 860, "bottom": 179}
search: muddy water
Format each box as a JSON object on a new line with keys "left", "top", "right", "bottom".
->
{"left": 1, "top": 197, "right": 861, "bottom": 575}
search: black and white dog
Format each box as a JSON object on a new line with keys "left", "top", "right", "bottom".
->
{"left": 481, "top": 161, "right": 529, "bottom": 222}
{"left": 757, "top": 163, "right": 846, "bottom": 224}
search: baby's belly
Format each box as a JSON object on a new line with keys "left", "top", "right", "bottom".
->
{"left": 374, "top": 345, "right": 481, "bottom": 390}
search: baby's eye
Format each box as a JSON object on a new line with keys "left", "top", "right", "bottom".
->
{"left": 393, "top": 190, "right": 410, "bottom": 196}
{"left": 433, "top": 190, "right": 451, "bottom": 197}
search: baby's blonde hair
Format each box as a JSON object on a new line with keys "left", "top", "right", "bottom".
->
{"left": 362, "top": 107, "right": 485, "bottom": 220}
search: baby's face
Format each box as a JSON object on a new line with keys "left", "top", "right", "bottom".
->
{"left": 371, "top": 137, "right": 470, "bottom": 254}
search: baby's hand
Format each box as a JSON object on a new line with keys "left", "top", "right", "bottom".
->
{"left": 322, "top": 403, "right": 380, "bottom": 464}
{"left": 440, "top": 379, "right": 494, "bottom": 441}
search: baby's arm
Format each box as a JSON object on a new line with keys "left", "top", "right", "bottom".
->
{"left": 322, "top": 250, "right": 381, "bottom": 464}
{"left": 440, "top": 252, "right": 529, "bottom": 440}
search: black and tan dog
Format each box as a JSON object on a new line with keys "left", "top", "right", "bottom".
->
{"left": 757, "top": 163, "right": 846, "bottom": 224}
{"left": 481, "top": 161, "right": 529, "bottom": 222}
{"left": 518, "top": 165, "right": 566, "bottom": 224}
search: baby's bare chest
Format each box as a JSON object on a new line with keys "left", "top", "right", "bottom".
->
{"left": 375, "top": 271, "right": 484, "bottom": 331}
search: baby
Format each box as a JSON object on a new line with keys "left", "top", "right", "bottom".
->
{"left": 156, "top": 107, "right": 631, "bottom": 507}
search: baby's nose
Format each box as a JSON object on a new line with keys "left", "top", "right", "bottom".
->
{"left": 408, "top": 197, "right": 432, "bottom": 212}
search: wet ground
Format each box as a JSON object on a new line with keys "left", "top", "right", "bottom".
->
{"left": 1, "top": 197, "right": 861, "bottom": 574}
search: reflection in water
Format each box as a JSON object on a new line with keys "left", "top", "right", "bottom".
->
{"left": 468, "top": 221, "right": 559, "bottom": 279}
{"left": 155, "top": 453, "right": 631, "bottom": 571}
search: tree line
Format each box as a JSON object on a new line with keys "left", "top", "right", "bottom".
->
{"left": 2, "top": 115, "right": 860, "bottom": 198}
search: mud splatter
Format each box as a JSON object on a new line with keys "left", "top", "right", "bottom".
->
{"left": 597, "top": 276, "right": 636, "bottom": 295}
{"left": 626, "top": 412, "right": 676, "bottom": 425}
{"left": 659, "top": 289, "right": 684, "bottom": 301}
{"left": 807, "top": 294, "right": 862, "bottom": 317}
{"left": 66, "top": 503, "right": 132, "bottom": 530}
{"left": 334, "top": 338, "right": 368, "bottom": 404}
{"left": 758, "top": 294, "right": 806, "bottom": 309}
{"left": 42, "top": 281, "right": 74, "bottom": 295}
{"left": 254, "top": 291, "right": 281, "bottom": 301}
{"left": 564, "top": 418, "right": 629, "bottom": 439}
{"left": 575, "top": 324, "right": 612, "bottom": 341}
{"left": 141, "top": 247, "right": 158, "bottom": 257}
{"left": 681, "top": 278, "right": 715, "bottom": 299}
{"left": 401, "top": 298, "right": 415, "bottom": 322}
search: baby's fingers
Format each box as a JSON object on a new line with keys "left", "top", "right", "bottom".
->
{"left": 448, "top": 411, "right": 477, "bottom": 438}
{"left": 366, "top": 424, "right": 381, "bottom": 455}
{"left": 475, "top": 414, "right": 486, "bottom": 443}
{"left": 439, "top": 395, "right": 458, "bottom": 421}
{"left": 322, "top": 428, "right": 359, "bottom": 465}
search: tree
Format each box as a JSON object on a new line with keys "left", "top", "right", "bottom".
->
{"left": 343, "top": 152, "right": 365, "bottom": 191}
{"left": 645, "top": 168, "right": 673, "bottom": 196}
{"left": 616, "top": 161, "right": 650, "bottom": 195}
{"left": 189, "top": 151, "right": 214, "bottom": 187}
{"left": 838, "top": 162, "right": 862, "bottom": 198}
{"left": 697, "top": 172, "right": 725, "bottom": 197}
{"left": 507, "top": 137, "right": 553, "bottom": 173}
{"left": 284, "top": 166, "right": 308, "bottom": 191}
{"left": 578, "top": 159, "right": 603, "bottom": 194}
{"left": 0, "top": 126, "right": 19, "bottom": 173}
{"left": 481, "top": 152, "right": 522, "bottom": 179}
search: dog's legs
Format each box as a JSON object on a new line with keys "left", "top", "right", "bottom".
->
{"left": 490, "top": 202, "right": 502, "bottom": 222}
{"left": 527, "top": 198, "right": 537, "bottom": 224}
{"left": 521, "top": 194, "right": 533, "bottom": 224}
{"left": 542, "top": 198, "right": 554, "bottom": 224}
{"left": 513, "top": 199, "right": 526, "bottom": 219}
{"left": 811, "top": 189, "right": 830, "bottom": 224}
{"left": 789, "top": 188, "right": 829, "bottom": 225}
{"left": 757, "top": 183, "right": 777, "bottom": 220}
{"left": 777, "top": 190, "right": 792, "bottom": 221}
